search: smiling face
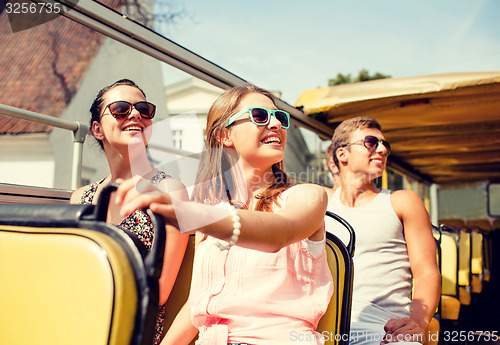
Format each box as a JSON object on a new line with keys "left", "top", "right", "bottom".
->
{"left": 223, "top": 92, "right": 287, "bottom": 171}
{"left": 339, "top": 127, "right": 389, "bottom": 180}
{"left": 92, "top": 85, "right": 153, "bottom": 153}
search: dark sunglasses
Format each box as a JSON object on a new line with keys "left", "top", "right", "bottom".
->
{"left": 226, "top": 107, "right": 290, "bottom": 129}
{"left": 102, "top": 101, "right": 156, "bottom": 119}
{"left": 345, "top": 135, "right": 391, "bottom": 156}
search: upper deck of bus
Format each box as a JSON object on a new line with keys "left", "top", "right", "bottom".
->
{"left": 1, "top": 0, "right": 500, "bottom": 342}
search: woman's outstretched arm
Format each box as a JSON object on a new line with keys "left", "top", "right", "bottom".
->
{"left": 116, "top": 180, "right": 328, "bottom": 253}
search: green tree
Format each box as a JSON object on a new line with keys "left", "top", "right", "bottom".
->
{"left": 328, "top": 68, "right": 390, "bottom": 86}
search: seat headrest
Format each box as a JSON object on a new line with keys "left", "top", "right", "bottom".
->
{"left": 0, "top": 204, "right": 94, "bottom": 226}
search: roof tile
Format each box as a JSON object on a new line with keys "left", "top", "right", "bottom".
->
{"left": 0, "top": 1, "right": 121, "bottom": 135}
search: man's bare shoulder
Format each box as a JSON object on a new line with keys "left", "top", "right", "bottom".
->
{"left": 390, "top": 189, "right": 422, "bottom": 203}
{"left": 390, "top": 189, "right": 427, "bottom": 216}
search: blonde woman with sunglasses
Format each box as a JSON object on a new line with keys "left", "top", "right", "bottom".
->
{"left": 70, "top": 79, "right": 189, "bottom": 345}
{"left": 115, "top": 84, "right": 333, "bottom": 345}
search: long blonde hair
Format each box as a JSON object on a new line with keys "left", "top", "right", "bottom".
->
{"left": 192, "top": 84, "right": 291, "bottom": 211}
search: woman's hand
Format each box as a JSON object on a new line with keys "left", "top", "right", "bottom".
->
{"left": 115, "top": 176, "right": 177, "bottom": 223}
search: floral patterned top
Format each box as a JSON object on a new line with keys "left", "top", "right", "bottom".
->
{"left": 79, "top": 170, "right": 168, "bottom": 344}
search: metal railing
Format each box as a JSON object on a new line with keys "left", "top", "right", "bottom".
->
{"left": 0, "top": 104, "right": 88, "bottom": 190}
{"left": 2, "top": 0, "right": 333, "bottom": 191}
{"left": 1, "top": 104, "right": 202, "bottom": 190}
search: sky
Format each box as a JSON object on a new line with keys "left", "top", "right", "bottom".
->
{"left": 160, "top": 0, "right": 500, "bottom": 105}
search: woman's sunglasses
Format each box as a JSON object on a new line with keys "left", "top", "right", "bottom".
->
{"left": 344, "top": 135, "right": 391, "bottom": 156}
{"left": 102, "top": 101, "right": 156, "bottom": 119}
{"left": 226, "top": 107, "right": 290, "bottom": 129}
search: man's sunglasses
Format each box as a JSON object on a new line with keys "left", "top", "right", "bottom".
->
{"left": 226, "top": 107, "right": 290, "bottom": 129}
{"left": 102, "top": 101, "right": 156, "bottom": 119}
{"left": 344, "top": 135, "right": 391, "bottom": 156}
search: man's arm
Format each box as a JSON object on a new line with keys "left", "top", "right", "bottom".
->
{"left": 383, "top": 190, "right": 441, "bottom": 344}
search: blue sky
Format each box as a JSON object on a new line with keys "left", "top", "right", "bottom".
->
{"left": 162, "top": 0, "right": 500, "bottom": 104}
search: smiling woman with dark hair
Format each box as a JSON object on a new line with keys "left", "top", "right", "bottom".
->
{"left": 70, "top": 79, "right": 189, "bottom": 345}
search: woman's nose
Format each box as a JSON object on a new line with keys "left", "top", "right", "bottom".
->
{"left": 268, "top": 114, "right": 282, "bottom": 129}
{"left": 128, "top": 105, "right": 142, "bottom": 119}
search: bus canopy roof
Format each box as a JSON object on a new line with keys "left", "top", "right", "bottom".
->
{"left": 295, "top": 72, "right": 500, "bottom": 185}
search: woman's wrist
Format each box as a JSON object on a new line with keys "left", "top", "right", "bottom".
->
{"left": 216, "top": 205, "right": 241, "bottom": 250}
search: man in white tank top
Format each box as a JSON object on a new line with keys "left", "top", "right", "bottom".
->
{"left": 324, "top": 117, "right": 440, "bottom": 345}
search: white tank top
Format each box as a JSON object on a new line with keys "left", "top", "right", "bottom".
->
{"left": 326, "top": 188, "right": 412, "bottom": 323}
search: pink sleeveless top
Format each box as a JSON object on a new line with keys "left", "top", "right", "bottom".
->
{"left": 190, "top": 186, "right": 333, "bottom": 345}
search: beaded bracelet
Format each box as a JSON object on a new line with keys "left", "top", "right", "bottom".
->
{"left": 216, "top": 205, "right": 241, "bottom": 251}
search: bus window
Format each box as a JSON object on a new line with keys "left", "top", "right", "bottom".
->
{"left": 487, "top": 182, "right": 500, "bottom": 217}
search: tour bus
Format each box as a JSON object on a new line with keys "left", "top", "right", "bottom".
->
{"left": 1, "top": 0, "right": 499, "bottom": 344}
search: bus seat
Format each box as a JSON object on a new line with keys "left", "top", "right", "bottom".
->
{"left": 432, "top": 227, "right": 442, "bottom": 315}
{"left": 470, "top": 229, "right": 483, "bottom": 293}
{"left": 162, "top": 234, "right": 196, "bottom": 344}
{"left": 490, "top": 219, "right": 500, "bottom": 281}
{"left": 425, "top": 226, "right": 441, "bottom": 345}
{"left": 324, "top": 211, "right": 356, "bottom": 257}
{"left": 482, "top": 234, "right": 493, "bottom": 282}
{"left": 441, "top": 295, "right": 461, "bottom": 321}
{"left": 458, "top": 286, "right": 472, "bottom": 306}
{"left": 440, "top": 219, "right": 472, "bottom": 306}
{"left": 493, "top": 218, "right": 500, "bottom": 230}
{"left": 458, "top": 228, "right": 472, "bottom": 305}
{"left": 0, "top": 184, "right": 165, "bottom": 345}
{"left": 468, "top": 219, "right": 492, "bottom": 283}
{"left": 427, "top": 317, "right": 440, "bottom": 345}
{"left": 438, "top": 228, "right": 461, "bottom": 320}
{"left": 317, "top": 212, "right": 355, "bottom": 345}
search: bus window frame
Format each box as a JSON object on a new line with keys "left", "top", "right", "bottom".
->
{"left": 486, "top": 182, "right": 500, "bottom": 217}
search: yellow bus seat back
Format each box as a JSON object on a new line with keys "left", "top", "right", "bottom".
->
{"left": 458, "top": 230, "right": 471, "bottom": 287}
{"left": 470, "top": 231, "right": 483, "bottom": 275}
{"left": 440, "top": 221, "right": 472, "bottom": 305}
{"left": 483, "top": 235, "right": 493, "bottom": 282}
{"left": 317, "top": 212, "right": 355, "bottom": 345}
{"left": 0, "top": 225, "right": 137, "bottom": 345}
{"left": 457, "top": 229, "right": 472, "bottom": 304}
{"left": 0, "top": 184, "right": 165, "bottom": 345}
{"left": 440, "top": 232, "right": 458, "bottom": 297}
{"left": 470, "top": 229, "right": 483, "bottom": 293}
{"left": 468, "top": 220, "right": 488, "bottom": 291}
{"left": 438, "top": 230, "right": 461, "bottom": 320}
